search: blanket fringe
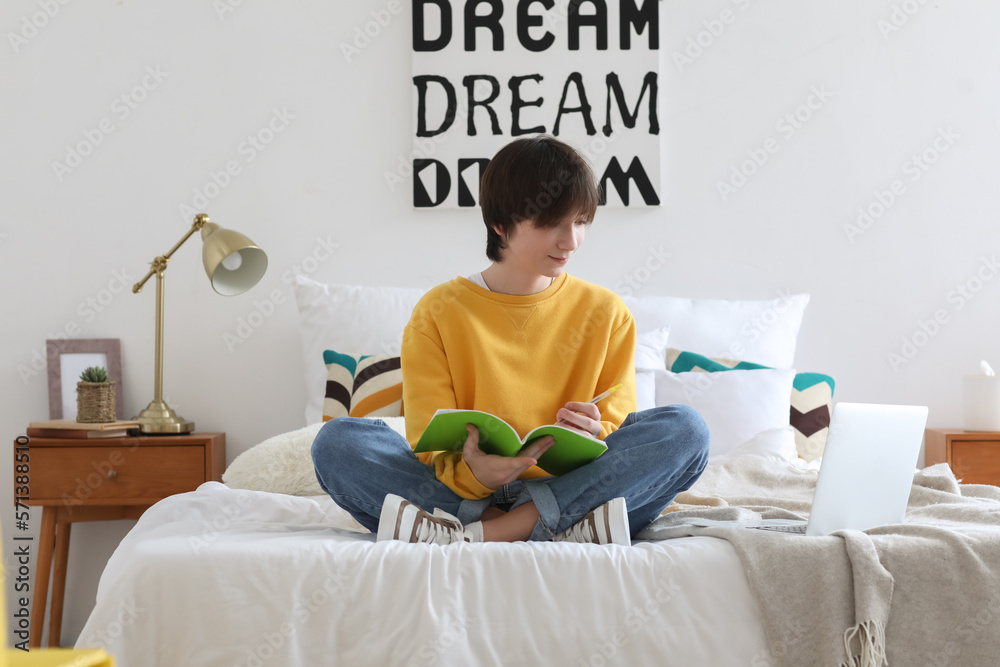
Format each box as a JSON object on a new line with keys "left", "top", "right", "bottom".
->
{"left": 839, "top": 620, "right": 887, "bottom": 667}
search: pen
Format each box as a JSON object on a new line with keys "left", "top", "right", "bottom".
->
{"left": 587, "top": 383, "right": 622, "bottom": 404}
{"left": 556, "top": 384, "right": 623, "bottom": 424}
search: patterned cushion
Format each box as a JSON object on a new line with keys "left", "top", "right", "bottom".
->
{"left": 664, "top": 348, "right": 834, "bottom": 461}
{"left": 322, "top": 350, "right": 403, "bottom": 421}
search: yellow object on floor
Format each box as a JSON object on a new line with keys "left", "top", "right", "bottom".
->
{"left": 6, "top": 649, "right": 114, "bottom": 666}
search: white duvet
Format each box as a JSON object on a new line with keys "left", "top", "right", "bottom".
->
{"left": 77, "top": 482, "right": 768, "bottom": 666}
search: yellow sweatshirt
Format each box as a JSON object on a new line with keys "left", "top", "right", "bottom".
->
{"left": 401, "top": 273, "right": 637, "bottom": 499}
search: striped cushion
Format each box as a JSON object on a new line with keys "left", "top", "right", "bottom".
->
{"left": 322, "top": 350, "right": 403, "bottom": 421}
{"left": 664, "top": 348, "right": 834, "bottom": 462}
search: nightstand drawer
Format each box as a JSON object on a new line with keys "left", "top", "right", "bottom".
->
{"left": 28, "top": 445, "right": 206, "bottom": 504}
{"left": 951, "top": 441, "right": 1000, "bottom": 485}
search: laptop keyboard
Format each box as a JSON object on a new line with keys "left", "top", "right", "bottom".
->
{"left": 756, "top": 524, "right": 807, "bottom": 534}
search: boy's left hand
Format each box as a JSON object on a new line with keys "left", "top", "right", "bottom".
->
{"left": 555, "top": 401, "right": 602, "bottom": 438}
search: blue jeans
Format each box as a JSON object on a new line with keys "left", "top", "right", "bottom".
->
{"left": 311, "top": 405, "right": 709, "bottom": 540}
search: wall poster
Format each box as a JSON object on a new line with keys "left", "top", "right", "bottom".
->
{"left": 409, "top": 0, "right": 661, "bottom": 209}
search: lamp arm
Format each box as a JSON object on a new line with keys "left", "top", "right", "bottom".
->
{"left": 132, "top": 214, "right": 211, "bottom": 293}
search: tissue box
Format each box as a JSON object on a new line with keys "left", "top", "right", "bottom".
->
{"left": 963, "top": 375, "right": 1000, "bottom": 431}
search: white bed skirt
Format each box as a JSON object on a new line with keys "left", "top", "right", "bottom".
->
{"left": 77, "top": 482, "right": 768, "bottom": 666}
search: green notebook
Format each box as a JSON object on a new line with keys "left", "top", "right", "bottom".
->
{"left": 413, "top": 409, "right": 608, "bottom": 476}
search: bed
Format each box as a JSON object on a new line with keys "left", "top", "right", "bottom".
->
{"left": 74, "top": 276, "right": 1000, "bottom": 665}
{"left": 75, "top": 480, "right": 770, "bottom": 666}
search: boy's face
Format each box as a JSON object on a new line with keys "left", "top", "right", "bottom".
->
{"left": 499, "top": 213, "right": 589, "bottom": 278}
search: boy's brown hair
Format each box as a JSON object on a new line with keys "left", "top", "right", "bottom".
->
{"left": 479, "top": 136, "right": 599, "bottom": 262}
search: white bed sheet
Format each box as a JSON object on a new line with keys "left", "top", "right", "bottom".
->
{"left": 77, "top": 482, "right": 768, "bottom": 666}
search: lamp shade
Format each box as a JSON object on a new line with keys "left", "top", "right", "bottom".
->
{"left": 201, "top": 223, "right": 268, "bottom": 296}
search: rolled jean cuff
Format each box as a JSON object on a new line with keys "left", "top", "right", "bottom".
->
{"left": 456, "top": 497, "right": 491, "bottom": 524}
{"left": 522, "top": 479, "right": 560, "bottom": 541}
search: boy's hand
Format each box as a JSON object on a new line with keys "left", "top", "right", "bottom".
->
{"left": 462, "top": 424, "right": 554, "bottom": 490}
{"left": 555, "top": 401, "right": 602, "bottom": 438}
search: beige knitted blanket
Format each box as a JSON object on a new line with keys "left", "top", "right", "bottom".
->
{"left": 638, "top": 456, "right": 1000, "bottom": 667}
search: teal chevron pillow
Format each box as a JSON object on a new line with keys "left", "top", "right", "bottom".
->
{"left": 664, "top": 348, "right": 834, "bottom": 461}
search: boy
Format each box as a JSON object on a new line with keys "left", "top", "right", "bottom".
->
{"left": 312, "top": 136, "right": 709, "bottom": 545}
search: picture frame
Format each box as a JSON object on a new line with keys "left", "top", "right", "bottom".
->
{"left": 47, "top": 338, "right": 124, "bottom": 420}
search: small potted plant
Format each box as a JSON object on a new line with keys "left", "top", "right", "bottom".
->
{"left": 76, "top": 366, "right": 116, "bottom": 423}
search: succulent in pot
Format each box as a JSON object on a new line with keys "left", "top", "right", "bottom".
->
{"left": 76, "top": 366, "right": 116, "bottom": 423}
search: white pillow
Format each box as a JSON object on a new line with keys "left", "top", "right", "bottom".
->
{"left": 292, "top": 274, "right": 426, "bottom": 425}
{"left": 223, "top": 417, "right": 408, "bottom": 496}
{"left": 635, "top": 327, "right": 669, "bottom": 411}
{"left": 652, "top": 368, "right": 796, "bottom": 458}
{"left": 634, "top": 326, "right": 669, "bottom": 370}
{"left": 712, "top": 426, "right": 799, "bottom": 463}
{"left": 623, "top": 293, "right": 809, "bottom": 368}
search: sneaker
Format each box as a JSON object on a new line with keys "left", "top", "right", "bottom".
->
{"left": 553, "top": 497, "right": 630, "bottom": 546}
{"left": 376, "top": 494, "right": 483, "bottom": 544}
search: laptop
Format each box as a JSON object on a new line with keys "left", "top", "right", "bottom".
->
{"left": 755, "top": 402, "right": 928, "bottom": 536}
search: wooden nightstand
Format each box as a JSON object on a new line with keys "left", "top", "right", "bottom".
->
{"left": 14, "top": 432, "right": 225, "bottom": 648}
{"left": 924, "top": 428, "right": 1000, "bottom": 486}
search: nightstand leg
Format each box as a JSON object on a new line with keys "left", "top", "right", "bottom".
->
{"left": 30, "top": 506, "right": 56, "bottom": 648}
{"left": 48, "top": 521, "right": 72, "bottom": 648}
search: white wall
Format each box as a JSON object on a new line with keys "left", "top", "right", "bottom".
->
{"left": 2, "top": 0, "right": 999, "bottom": 647}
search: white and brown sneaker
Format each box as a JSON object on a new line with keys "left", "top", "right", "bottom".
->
{"left": 553, "top": 497, "right": 631, "bottom": 546}
{"left": 376, "top": 494, "right": 484, "bottom": 544}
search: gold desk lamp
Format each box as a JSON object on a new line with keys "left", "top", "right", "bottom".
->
{"left": 132, "top": 213, "right": 267, "bottom": 434}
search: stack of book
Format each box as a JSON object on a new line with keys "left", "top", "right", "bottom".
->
{"left": 27, "top": 419, "right": 140, "bottom": 439}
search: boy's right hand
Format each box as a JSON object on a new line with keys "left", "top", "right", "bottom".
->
{"left": 462, "top": 424, "right": 554, "bottom": 490}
